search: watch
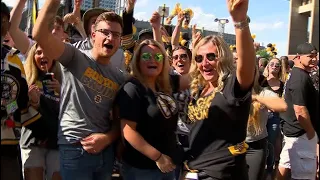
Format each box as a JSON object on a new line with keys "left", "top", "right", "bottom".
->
{"left": 234, "top": 16, "right": 250, "bottom": 30}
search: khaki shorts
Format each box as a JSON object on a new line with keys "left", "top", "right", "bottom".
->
{"left": 279, "top": 133, "right": 318, "bottom": 179}
{"left": 20, "top": 146, "right": 60, "bottom": 180}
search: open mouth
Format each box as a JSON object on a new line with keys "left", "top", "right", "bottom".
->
{"left": 104, "top": 44, "right": 113, "bottom": 50}
{"left": 3, "top": 39, "right": 9, "bottom": 43}
{"left": 177, "top": 63, "right": 185, "bottom": 68}
{"left": 147, "top": 65, "right": 158, "bottom": 69}
{"left": 203, "top": 68, "right": 213, "bottom": 73}
{"left": 40, "top": 59, "right": 48, "bottom": 66}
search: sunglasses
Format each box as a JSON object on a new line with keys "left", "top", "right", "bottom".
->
{"left": 270, "top": 62, "right": 281, "bottom": 68}
{"left": 194, "top": 53, "right": 217, "bottom": 63}
{"left": 172, "top": 54, "right": 188, "bottom": 60}
{"left": 95, "top": 29, "right": 121, "bottom": 39}
{"left": 141, "top": 52, "right": 164, "bottom": 62}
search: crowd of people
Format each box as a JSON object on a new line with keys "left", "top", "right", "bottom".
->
{"left": 1, "top": 0, "right": 319, "bottom": 180}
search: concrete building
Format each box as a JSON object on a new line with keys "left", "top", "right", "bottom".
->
{"left": 288, "top": 0, "right": 319, "bottom": 54}
{"left": 71, "top": 0, "right": 116, "bottom": 10}
{"left": 134, "top": 20, "right": 236, "bottom": 45}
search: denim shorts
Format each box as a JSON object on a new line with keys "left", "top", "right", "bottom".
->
{"left": 59, "top": 143, "right": 115, "bottom": 180}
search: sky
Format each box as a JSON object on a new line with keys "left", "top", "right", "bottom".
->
{"left": 3, "top": 0, "right": 291, "bottom": 56}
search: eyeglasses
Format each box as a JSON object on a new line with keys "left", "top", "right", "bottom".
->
{"left": 270, "top": 62, "right": 281, "bottom": 68}
{"left": 95, "top": 29, "right": 121, "bottom": 39}
{"left": 141, "top": 52, "right": 164, "bottom": 62}
{"left": 172, "top": 54, "right": 188, "bottom": 60}
{"left": 194, "top": 53, "right": 217, "bottom": 63}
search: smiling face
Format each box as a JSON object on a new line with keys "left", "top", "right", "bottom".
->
{"left": 195, "top": 42, "right": 219, "bottom": 82}
{"left": 172, "top": 49, "right": 191, "bottom": 75}
{"left": 92, "top": 20, "right": 122, "bottom": 59}
{"left": 139, "top": 45, "right": 164, "bottom": 80}
{"left": 34, "top": 46, "right": 54, "bottom": 72}
{"left": 298, "top": 52, "right": 318, "bottom": 72}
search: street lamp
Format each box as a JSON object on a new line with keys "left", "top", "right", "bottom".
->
{"left": 214, "top": 18, "right": 229, "bottom": 37}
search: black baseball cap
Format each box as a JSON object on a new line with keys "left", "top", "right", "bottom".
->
{"left": 297, "top": 42, "right": 317, "bottom": 55}
{"left": 83, "top": 8, "right": 111, "bottom": 36}
{"left": 1, "top": 2, "right": 10, "bottom": 20}
{"left": 138, "top": 29, "right": 153, "bottom": 40}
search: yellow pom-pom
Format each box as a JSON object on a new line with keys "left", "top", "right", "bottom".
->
{"left": 172, "top": 3, "right": 182, "bottom": 15}
{"left": 181, "top": 39, "right": 187, "bottom": 46}
{"left": 251, "top": 34, "right": 256, "bottom": 39}
{"left": 132, "top": 25, "right": 137, "bottom": 34}
{"left": 272, "top": 43, "right": 276, "bottom": 47}
{"left": 266, "top": 47, "right": 271, "bottom": 52}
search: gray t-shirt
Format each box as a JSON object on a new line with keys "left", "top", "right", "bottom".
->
{"left": 73, "top": 38, "right": 126, "bottom": 72}
{"left": 57, "top": 44, "right": 126, "bottom": 144}
{"left": 246, "top": 88, "right": 278, "bottom": 142}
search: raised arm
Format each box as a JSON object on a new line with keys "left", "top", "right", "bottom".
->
{"left": 9, "top": 0, "right": 31, "bottom": 54}
{"left": 150, "top": 12, "right": 164, "bottom": 47}
{"left": 171, "top": 12, "right": 184, "bottom": 49}
{"left": 121, "top": 0, "right": 135, "bottom": 53}
{"left": 32, "top": 0, "right": 65, "bottom": 61}
{"left": 63, "top": 0, "right": 86, "bottom": 39}
{"left": 228, "top": 0, "right": 255, "bottom": 90}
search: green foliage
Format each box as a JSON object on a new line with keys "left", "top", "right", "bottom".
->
{"left": 256, "top": 49, "right": 271, "bottom": 60}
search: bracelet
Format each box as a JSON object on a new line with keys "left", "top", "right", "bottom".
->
{"left": 154, "top": 153, "right": 162, "bottom": 162}
{"left": 234, "top": 16, "right": 250, "bottom": 30}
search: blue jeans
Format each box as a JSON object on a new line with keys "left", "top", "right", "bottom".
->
{"left": 121, "top": 162, "right": 176, "bottom": 180}
{"left": 59, "top": 143, "right": 114, "bottom": 180}
{"left": 266, "top": 112, "right": 280, "bottom": 173}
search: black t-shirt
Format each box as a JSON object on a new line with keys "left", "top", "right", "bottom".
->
{"left": 20, "top": 73, "right": 60, "bottom": 149}
{"left": 186, "top": 73, "right": 252, "bottom": 179}
{"left": 115, "top": 78, "right": 182, "bottom": 169}
{"left": 259, "top": 75, "right": 284, "bottom": 97}
{"left": 280, "top": 67, "right": 319, "bottom": 137}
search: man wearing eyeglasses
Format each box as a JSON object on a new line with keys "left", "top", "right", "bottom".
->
{"left": 277, "top": 43, "right": 319, "bottom": 180}
{"left": 32, "top": 0, "right": 126, "bottom": 179}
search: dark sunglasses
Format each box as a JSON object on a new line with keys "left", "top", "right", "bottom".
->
{"left": 95, "top": 29, "right": 121, "bottom": 39}
{"left": 270, "top": 62, "right": 281, "bottom": 68}
{"left": 194, "top": 53, "right": 217, "bottom": 63}
{"left": 172, "top": 54, "right": 188, "bottom": 60}
{"left": 141, "top": 52, "right": 164, "bottom": 62}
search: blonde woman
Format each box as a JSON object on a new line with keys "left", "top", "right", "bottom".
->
{"left": 183, "top": 1, "right": 256, "bottom": 179}
{"left": 21, "top": 43, "right": 62, "bottom": 180}
{"left": 115, "top": 39, "right": 182, "bottom": 180}
{"left": 261, "top": 58, "right": 285, "bottom": 177}
{"left": 245, "top": 66, "right": 287, "bottom": 180}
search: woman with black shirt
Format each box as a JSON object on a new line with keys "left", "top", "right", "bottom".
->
{"left": 115, "top": 39, "right": 182, "bottom": 180}
{"left": 182, "top": 1, "right": 256, "bottom": 179}
{"left": 21, "top": 43, "right": 61, "bottom": 180}
{"left": 260, "top": 58, "right": 285, "bottom": 178}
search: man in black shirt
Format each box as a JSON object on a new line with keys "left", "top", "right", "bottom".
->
{"left": 277, "top": 43, "right": 318, "bottom": 180}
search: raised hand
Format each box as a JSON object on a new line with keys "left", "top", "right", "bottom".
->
{"left": 150, "top": 11, "right": 161, "bottom": 29}
{"left": 227, "top": 0, "right": 248, "bottom": 22}
{"left": 126, "top": 0, "right": 136, "bottom": 13}
{"left": 192, "top": 24, "right": 202, "bottom": 49}
{"left": 177, "top": 12, "right": 184, "bottom": 26}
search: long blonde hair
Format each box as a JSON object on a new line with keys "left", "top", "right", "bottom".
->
{"left": 263, "top": 58, "right": 286, "bottom": 82}
{"left": 189, "top": 35, "right": 235, "bottom": 97}
{"left": 248, "top": 65, "right": 263, "bottom": 135}
{"left": 24, "top": 43, "right": 62, "bottom": 86}
{"left": 130, "top": 39, "right": 171, "bottom": 94}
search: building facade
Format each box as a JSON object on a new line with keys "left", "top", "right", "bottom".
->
{"left": 288, "top": 0, "right": 319, "bottom": 54}
{"left": 74, "top": 0, "right": 116, "bottom": 10}
{"left": 134, "top": 20, "right": 236, "bottom": 45}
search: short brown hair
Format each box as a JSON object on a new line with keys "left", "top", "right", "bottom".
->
{"left": 94, "top": 12, "right": 123, "bottom": 30}
{"left": 54, "top": 16, "right": 64, "bottom": 27}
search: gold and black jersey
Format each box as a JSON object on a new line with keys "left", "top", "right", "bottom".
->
{"left": 1, "top": 46, "right": 41, "bottom": 145}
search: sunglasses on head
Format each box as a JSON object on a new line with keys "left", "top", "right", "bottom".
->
{"left": 172, "top": 54, "right": 188, "bottom": 60}
{"left": 141, "top": 52, "right": 164, "bottom": 62}
{"left": 194, "top": 53, "right": 217, "bottom": 63}
{"left": 270, "top": 62, "right": 281, "bottom": 68}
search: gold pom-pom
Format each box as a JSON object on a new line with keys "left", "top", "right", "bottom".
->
{"left": 266, "top": 47, "right": 272, "bottom": 52}
{"left": 272, "top": 43, "right": 276, "bottom": 47}
{"left": 132, "top": 25, "right": 137, "bottom": 35}
{"left": 172, "top": 3, "right": 182, "bottom": 15}
{"left": 251, "top": 34, "right": 256, "bottom": 39}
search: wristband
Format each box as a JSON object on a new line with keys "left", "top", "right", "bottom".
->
{"left": 234, "top": 16, "right": 250, "bottom": 30}
{"left": 154, "top": 153, "right": 162, "bottom": 162}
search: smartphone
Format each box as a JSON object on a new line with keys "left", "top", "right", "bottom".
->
{"left": 42, "top": 72, "right": 54, "bottom": 95}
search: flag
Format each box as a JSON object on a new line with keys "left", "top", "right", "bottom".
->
{"left": 32, "top": 0, "right": 38, "bottom": 25}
